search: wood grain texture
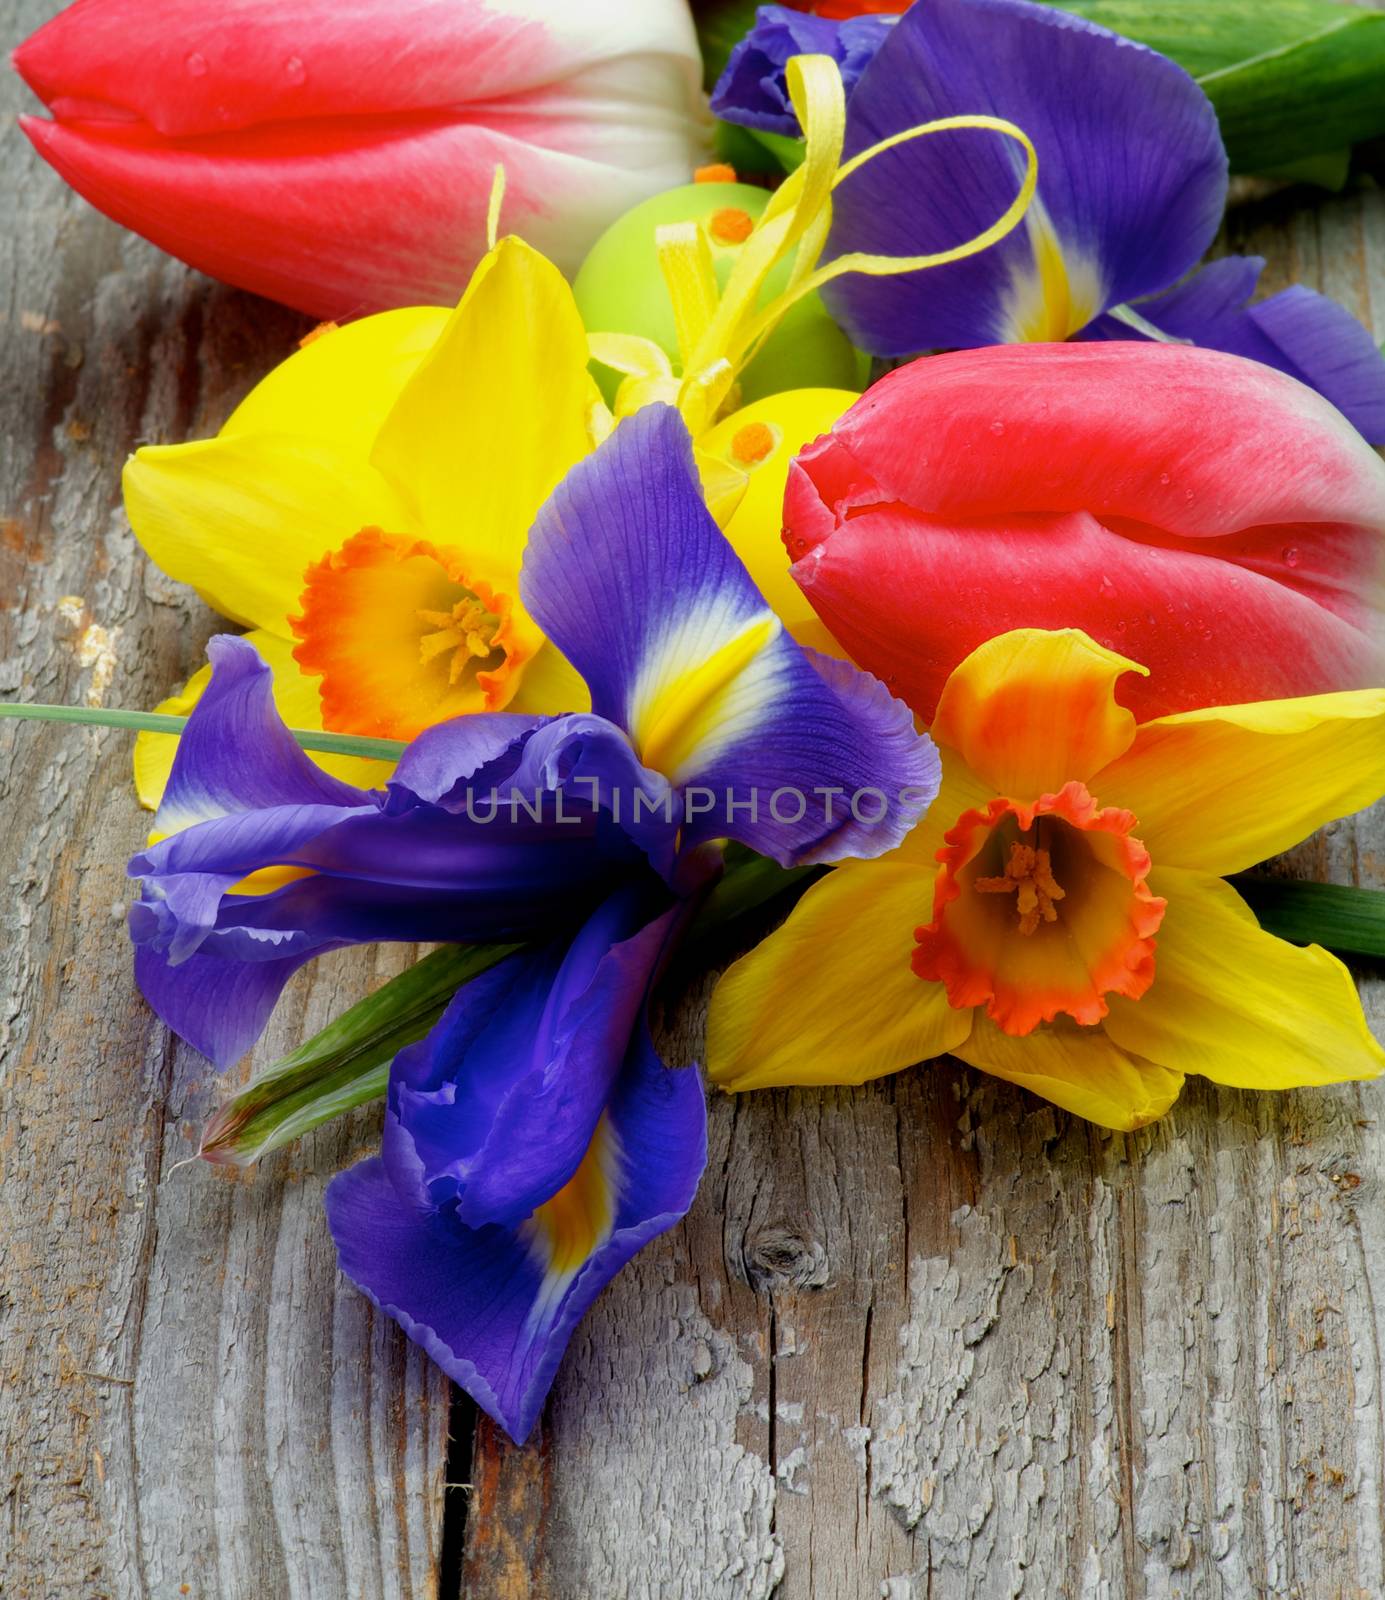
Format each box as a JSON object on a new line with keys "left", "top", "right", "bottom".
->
{"left": 0, "top": 4, "right": 448, "bottom": 1595}
{"left": 1, "top": 0, "right": 1384, "bottom": 1595}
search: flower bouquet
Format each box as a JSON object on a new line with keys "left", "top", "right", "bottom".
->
{"left": 7, "top": 0, "right": 1385, "bottom": 1468}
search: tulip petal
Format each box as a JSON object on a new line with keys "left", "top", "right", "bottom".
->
{"left": 1103, "top": 869, "right": 1385, "bottom": 1090}
{"left": 15, "top": 0, "right": 703, "bottom": 140}
{"left": 786, "top": 343, "right": 1385, "bottom": 722}
{"left": 1087, "top": 257, "right": 1385, "bottom": 445}
{"left": 133, "top": 628, "right": 396, "bottom": 812}
{"left": 222, "top": 307, "right": 450, "bottom": 450}
{"left": 930, "top": 629, "right": 1141, "bottom": 798}
{"left": 521, "top": 405, "right": 939, "bottom": 864}
{"left": 706, "top": 859, "right": 971, "bottom": 1091}
{"left": 17, "top": 0, "right": 706, "bottom": 314}
{"left": 19, "top": 88, "right": 703, "bottom": 317}
{"left": 326, "top": 1025, "right": 707, "bottom": 1444}
{"left": 821, "top": 0, "right": 1226, "bottom": 353}
{"left": 370, "top": 238, "right": 594, "bottom": 578}
{"left": 123, "top": 432, "right": 414, "bottom": 633}
{"left": 953, "top": 1011, "right": 1183, "bottom": 1130}
{"left": 1094, "top": 689, "right": 1385, "bottom": 877}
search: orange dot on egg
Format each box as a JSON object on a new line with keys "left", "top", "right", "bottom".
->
{"left": 731, "top": 422, "right": 776, "bottom": 465}
{"left": 298, "top": 320, "right": 339, "bottom": 349}
{"left": 710, "top": 208, "right": 755, "bottom": 245}
{"left": 695, "top": 163, "right": 738, "bottom": 185}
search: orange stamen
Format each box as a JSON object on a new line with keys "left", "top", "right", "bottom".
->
{"left": 695, "top": 162, "right": 738, "bottom": 185}
{"left": 974, "top": 841, "right": 1066, "bottom": 935}
{"left": 709, "top": 207, "right": 755, "bottom": 245}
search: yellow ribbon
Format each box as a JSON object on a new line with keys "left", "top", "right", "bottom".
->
{"left": 594, "top": 54, "right": 1039, "bottom": 438}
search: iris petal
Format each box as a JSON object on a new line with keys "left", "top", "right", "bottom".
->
{"left": 521, "top": 404, "right": 939, "bottom": 864}
{"left": 326, "top": 1023, "right": 706, "bottom": 1445}
{"left": 821, "top": 0, "right": 1226, "bottom": 354}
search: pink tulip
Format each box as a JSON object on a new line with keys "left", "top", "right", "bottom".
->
{"left": 784, "top": 342, "right": 1385, "bottom": 723}
{"left": 14, "top": 0, "right": 707, "bottom": 316}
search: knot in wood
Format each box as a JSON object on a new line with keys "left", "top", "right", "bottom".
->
{"left": 744, "top": 1225, "right": 829, "bottom": 1293}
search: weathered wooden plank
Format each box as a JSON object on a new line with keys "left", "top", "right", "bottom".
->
{"left": 4, "top": 0, "right": 1385, "bottom": 1594}
{"left": 0, "top": 4, "right": 450, "bottom": 1593}
{"left": 457, "top": 185, "right": 1385, "bottom": 1599}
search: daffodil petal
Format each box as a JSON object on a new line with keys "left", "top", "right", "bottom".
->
{"left": 133, "top": 629, "right": 396, "bottom": 812}
{"left": 1094, "top": 690, "right": 1385, "bottom": 876}
{"left": 932, "top": 629, "right": 1142, "bottom": 798}
{"left": 371, "top": 237, "right": 592, "bottom": 570}
{"left": 705, "top": 860, "right": 971, "bottom": 1091}
{"left": 123, "top": 433, "right": 414, "bottom": 632}
{"left": 506, "top": 641, "right": 592, "bottom": 718}
{"left": 893, "top": 750, "right": 997, "bottom": 868}
{"left": 954, "top": 1012, "right": 1183, "bottom": 1130}
{"left": 1103, "top": 867, "right": 1385, "bottom": 1090}
{"left": 222, "top": 307, "right": 450, "bottom": 450}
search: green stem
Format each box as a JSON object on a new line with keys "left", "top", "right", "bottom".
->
{"left": 200, "top": 943, "right": 520, "bottom": 1166}
{"left": 0, "top": 701, "right": 405, "bottom": 763}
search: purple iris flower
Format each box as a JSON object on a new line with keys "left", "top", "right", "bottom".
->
{"left": 713, "top": 0, "right": 1385, "bottom": 442}
{"left": 129, "top": 403, "right": 939, "bottom": 1441}
{"left": 711, "top": 3, "right": 895, "bottom": 137}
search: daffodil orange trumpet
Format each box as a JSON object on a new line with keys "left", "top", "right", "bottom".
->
{"left": 707, "top": 628, "right": 1385, "bottom": 1130}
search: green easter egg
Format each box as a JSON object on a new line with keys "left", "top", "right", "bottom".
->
{"left": 573, "top": 182, "right": 867, "bottom": 407}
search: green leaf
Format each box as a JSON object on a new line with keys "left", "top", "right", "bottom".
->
{"left": 1231, "top": 876, "right": 1385, "bottom": 961}
{"left": 0, "top": 700, "right": 406, "bottom": 763}
{"left": 199, "top": 943, "right": 520, "bottom": 1166}
{"left": 1050, "top": 0, "right": 1385, "bottom": 172}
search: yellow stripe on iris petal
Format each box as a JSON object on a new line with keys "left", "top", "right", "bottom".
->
{"left": 1001, "top": 200, "right": 1105, "bottom": 344}
{"left": 524, "top": 1117, "right": 622, "bottom": 1334}
{"left": 633, "top": 612, "right": 782, "bottom": 783}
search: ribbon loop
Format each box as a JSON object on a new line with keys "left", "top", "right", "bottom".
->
{"left": 601, "top": 55, "right": 1039, "bottom": 436}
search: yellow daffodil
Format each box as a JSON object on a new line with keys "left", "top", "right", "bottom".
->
{"left": 125, "top": 236, "right": 600, "bottom": 803}
{"left": 707, "top": 629, "right": 1385, "bottom": 1129}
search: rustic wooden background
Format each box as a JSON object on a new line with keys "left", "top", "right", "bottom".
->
{"left": 3, "top": 0, "right": 1385, "bottom": 1594}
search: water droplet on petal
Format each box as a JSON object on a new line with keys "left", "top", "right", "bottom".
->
{"left": 1158, "top": 472, "right": 1170, "bottom": 486}
{"left": 1098, "top": 575, "right": 1116, "bottom": 598}
{"left": 185, "top": 50, "right": 208, "bottom": 76}
{"left": 989, "top": 420, "right": 1005, "bottom": 436}
{"left": 1283, "top": 545, "right": 1302, "bottom": 568}
{"left": 283, "top": 54, "right": 306, "bottom": 84}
